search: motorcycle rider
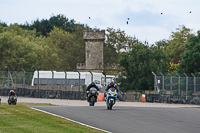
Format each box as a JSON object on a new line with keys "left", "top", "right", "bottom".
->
{"left": 104, "top": 81, "right": 118, "bottom": 100}
{"left": 105, "top": 81, "right": 118, "bottom": 92}
{"left": 86, "top": 82, "right": 99, "bottom": 102}
{"left": 8, "top": 90, "right": 17, "bottom": 105}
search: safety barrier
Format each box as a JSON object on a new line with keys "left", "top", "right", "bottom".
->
{"left": 141, "top": 94, "right": 146, "bottom": 102}
{"left": 145, "top": 94, "right": 200, "bottom": 105}
{"left": 0, "top": 87, "right": 87, "bottom": 100}
{"left": 97, "top": 93, "right": 105, "bottom": 101}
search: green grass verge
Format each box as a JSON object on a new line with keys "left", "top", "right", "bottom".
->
{"left": 0, "top": 103, "right": 104, "bottom": 133}
{"left": 182, "top": 107, "right": 200, "bottom": 109}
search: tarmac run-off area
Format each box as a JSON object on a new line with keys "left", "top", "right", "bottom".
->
{"left": 1, "top": 96, "right": 200, "bottom": 108}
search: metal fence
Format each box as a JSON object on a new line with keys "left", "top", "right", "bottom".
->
{"left": 0, "top": 69, "right": 87, "bottom": 99}
{"left": 152, "top": 72, "right": 200, "bottom": 95}
{"left": 0, "top": 71, "right": 35, "bottom": 89}
{"left": 0, "top": 70, "right": 84, "bottom": 92}
{"left": 149, "top": 72, "right": 200, "bottom": 104}
{"left": 0, "top": 87, "right": 86, "bottom": 100}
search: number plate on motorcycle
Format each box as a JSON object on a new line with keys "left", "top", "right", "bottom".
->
{"left": 92, "top": 91, "right": 95, "bottom": 93}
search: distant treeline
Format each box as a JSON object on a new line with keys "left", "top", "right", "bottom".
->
{"left": 0, "top": 14, "right": 200, "bottom": 91}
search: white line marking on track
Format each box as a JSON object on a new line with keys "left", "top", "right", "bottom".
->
{"left": 29, "top": 107, "right": 112, "bottom": 133}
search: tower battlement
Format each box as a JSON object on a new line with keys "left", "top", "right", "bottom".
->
{"left": 83, "top": 30, "right": 105, "bottom": 40}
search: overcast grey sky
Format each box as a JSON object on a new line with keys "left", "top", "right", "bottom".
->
{"left": 1, "top": 0, "right": 200, "bottom": 44}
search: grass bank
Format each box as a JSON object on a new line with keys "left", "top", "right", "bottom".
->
{"left": 0, "top": 103, "right": 104, "bottom": 133}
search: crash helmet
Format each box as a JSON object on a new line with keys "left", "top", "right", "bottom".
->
{"left": 109, "top": 81, "right": 114, "bottom": 86}
{"left": 10, "top": 90, "right": 15, "bottom": 95}
{"left": 91, "top": 82, "right": 95, "bottom": 86}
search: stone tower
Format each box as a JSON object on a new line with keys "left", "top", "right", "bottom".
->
{"left": 77, "top": 29, "right": 105, "bottom": 72}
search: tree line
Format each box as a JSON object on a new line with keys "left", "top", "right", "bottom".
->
{"left": 117, "top": 25, "right": 200, "bottom": 92}
{"left": 0, "top": 14, "right": 200, "bottom": 92}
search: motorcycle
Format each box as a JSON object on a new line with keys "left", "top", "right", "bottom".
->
{"left": 106, "top": 87, "right": 118, "bottom": 110}
{"left": 87, "top": 87, "right": 99, "bottom": 106}
{"left": 8, "top": 95, "right": 17, "bottom": 105}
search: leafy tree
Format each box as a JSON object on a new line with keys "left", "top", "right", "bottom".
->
{"left": 155, "top": 39, "right": 169, "bottom": 49}
{"left": 104, "top": 41, "right": 119, "bottom": 64}
{"left": 117, "top": 43, "right": 169, "bottom": 92}
{"left": 105, "top": 28, "right": 138, "bottom": 53}
{"left": 49, "top": 14, "right": 77, "bottom": 33}
{"left": 177, "top": 31, "right": 200, "bottom": 74}
{"left": 0, "top": 24, "right": 42, "bottom": 71}
{"left": 3, "top": 17, "right": 86, "bottom": 71}
{"left": 0, "top": 22, "right": 8, "bottom": 33}
{"left": 20, "top": 14, "right": 86, "bottom": 37}
{"left": 164, "top": 25, "right": 193, "bottom": 63}
{"left": 104, "top": 28, "right": 139, "bottom": 65}
{"left": 37, "top": 27, "right": 85, "bottom": 71}
{"left": 168, "top": 61, "right": 180, "bottom": 73}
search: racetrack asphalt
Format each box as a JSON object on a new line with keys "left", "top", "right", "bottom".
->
{"left": 32, "top": 106, "right": 200, "bottom": 133}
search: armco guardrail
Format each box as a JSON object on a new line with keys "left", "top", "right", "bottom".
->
{"left": 146, "top": 94, "right": 200, "bottom": 105}
{"left": 0, "top": 87, "right": 87, "bottom": 100}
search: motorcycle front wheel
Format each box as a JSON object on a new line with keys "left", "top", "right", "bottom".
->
{"left": 107, "top": 104, "right": 113, "bottom": 110}
{"left": 107, "top": 100, "right": 113, "bottom": 110}
{"left": 89, "top": 97, "right": 95, "bottom": 106}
